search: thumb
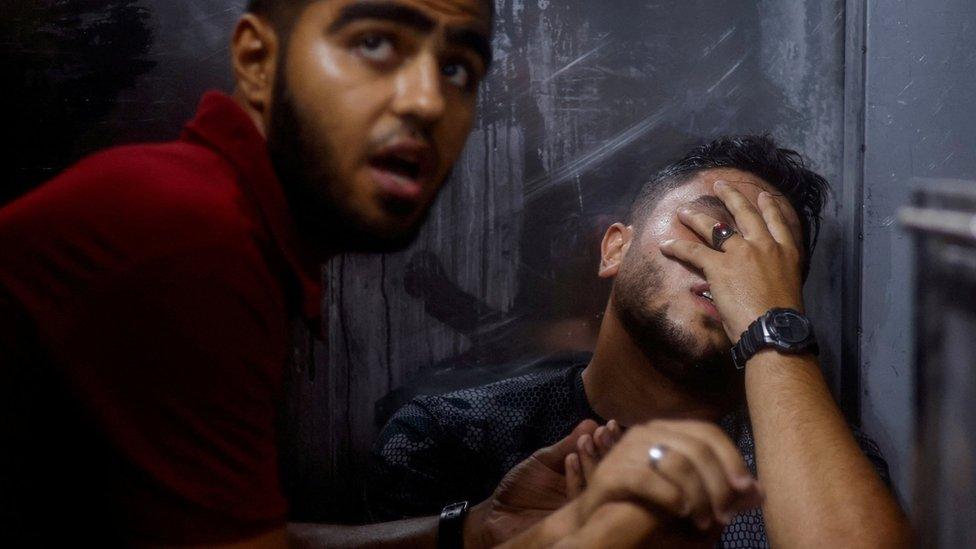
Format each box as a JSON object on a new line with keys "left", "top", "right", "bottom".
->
{"left": 533, "top": 419, "right": 599, "bottom": 471}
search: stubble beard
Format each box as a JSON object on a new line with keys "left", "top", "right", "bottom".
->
{"left": 266, "top": 65, "right": 431, "bottom": 255}
{"left": 613, "top": 251, "right": 738, "bottom": 398}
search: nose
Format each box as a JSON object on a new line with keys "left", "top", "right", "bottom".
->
{"left": 392, "top": 52, "right": 446, "bottom": 127}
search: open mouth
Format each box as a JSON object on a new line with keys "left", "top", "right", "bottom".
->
{"left": 367, "top": 140, "right": 437, "bottom": 205}
{"left": 691, "top": 284, "right": 722, "bottom": 322}
{"left": 369, "top": 154, "right": 422, "bottom": 182}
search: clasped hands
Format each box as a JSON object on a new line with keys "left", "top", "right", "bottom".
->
{"left": 465, "top": 417, "right": 763, "bottom": 548}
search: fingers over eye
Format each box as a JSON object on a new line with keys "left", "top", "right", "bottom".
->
{"left": 758, "top": 192, "right": 797, "bottom": 248}
{"left": 659, "top": 239, "right": 718, "bottom": 269}
{"left": 713, "top": 181, "right": 770, "bottom": 240}
{"left": 677, "top": 208, "right": 723, "bottom": 246}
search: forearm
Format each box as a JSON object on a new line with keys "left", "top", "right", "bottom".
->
{"left": 287, "top": 516, "right": 438, "bottom": 549}
{"left": 495, "top": 502, "right": 581, "bottom": 548}
{"left": 745, "top": 351, "right": 911, "bottom": 547}
{"left": 499, "top": 502, "right": 666, "bottom": 549}
{"left": 552, "top": 503, "right": 664, "bottom": 549}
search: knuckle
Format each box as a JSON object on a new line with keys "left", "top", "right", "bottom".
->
{"left": 658, "top": 482, "right": 685, "bottom": 512}
{"left": 670, "top": 497, "right": 690, "bottom": 517}
{"left": 685, "top": 439, "right": 711, "bottom": 461}
{"left": 623, "top": 471, "right": 648, "bottom": 496}
{"left": 670, "top": 454, "right": 696, "bottom": 476}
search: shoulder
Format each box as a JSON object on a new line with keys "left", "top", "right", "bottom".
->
{"left": 413, "top": 366, "right": 581, "bottom": 427}
{"left": 1, "top": 141, "right": 251, "bottom": 255}
{"left": 0, "top": 142, "right": 271, "bottom": 322}
{"left": 0, "top": 141, "right": 268, "bottom": 305}
{"left": 368, "top": 363, "right": 589, "bottom": 520}
{"left": 377, "top": 365, "right": 585, "bottom": 463}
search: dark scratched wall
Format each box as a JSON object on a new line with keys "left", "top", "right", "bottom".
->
{"left": 295, "top": 0, "right": 853, "bottom": 521}
{"left": 4, "top": 0, "right": 926, "bottom": 523}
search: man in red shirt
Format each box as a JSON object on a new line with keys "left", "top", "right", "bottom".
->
{"left": 0, "top": 1, "right": 768, "bottom": 547}
{"left": 0, "top": 0, "right": 493, "bottom": 544}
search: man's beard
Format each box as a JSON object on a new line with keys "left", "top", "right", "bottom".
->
{"left": 613, "top": 252, "right": 739, "bottom": 398}
{"left": 266, "top": 73, "right": 430, "bottom": 255}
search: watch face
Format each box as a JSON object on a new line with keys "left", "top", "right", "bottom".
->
{"left": 767, "top": 310, "right": 811, "bottom": 344}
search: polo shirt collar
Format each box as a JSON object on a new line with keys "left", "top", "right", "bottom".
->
{"left": 181, "top": 91, "right": 322, "bottom": 321}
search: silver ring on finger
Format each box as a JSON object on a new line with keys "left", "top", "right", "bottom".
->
{"left": 648, "top": 444, "right": 669, "bottom": 471}
{"left": 711, "top": 222, "right": 739, "bottom": 251}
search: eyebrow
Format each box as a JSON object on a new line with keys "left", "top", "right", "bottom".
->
{"left": 689, "top": 195, "right": 734, "bottom": 222}
{"left": 328, "top": 1, "right": 493, "bottom": 69}
{"left": 328, "top": 2, "right": 437, "bottom": 34}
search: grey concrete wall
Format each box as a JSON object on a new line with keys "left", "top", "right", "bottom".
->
{"left": 859, "top": 0, "right": 976, "bottom": 506}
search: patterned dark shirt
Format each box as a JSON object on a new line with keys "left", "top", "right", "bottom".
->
{"left": 367, "top": 360, "right": 891, "bottom": 548}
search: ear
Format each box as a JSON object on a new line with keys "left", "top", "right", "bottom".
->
{"left": 598, "top": 223, "right": 633, "bottom": 279}
{"left": 231, "top": 13, "right": 280, "bottom": 119}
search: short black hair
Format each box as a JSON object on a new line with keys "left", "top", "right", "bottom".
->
{"left": 628, "top": 134, "right": 830, "bottom": 277}
{"left": 246, "top": 0, "right": 494, "bottom": 31}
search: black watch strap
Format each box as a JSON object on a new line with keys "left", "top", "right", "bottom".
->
{"left": 438, "top": 501, "right": 468, "bottom": 549}
{"left": 731, "top": 308, "right": 818, "bottom": 369}
{"left": 732, "top": 318, "right": 766, "bottom": 370}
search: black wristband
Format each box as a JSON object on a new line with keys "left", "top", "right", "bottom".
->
{"left": 732, "top": 319, "right": 767, "bottom": 369}
{"left": 438, "top": 501, "right": 468, "bottom": 549}
{"left": 731, "top": 308, "right": 818, "bottom": 369}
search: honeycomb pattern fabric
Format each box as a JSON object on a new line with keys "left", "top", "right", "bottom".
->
{"left": 366, "top": 360, "right": 891, "bottom": 548}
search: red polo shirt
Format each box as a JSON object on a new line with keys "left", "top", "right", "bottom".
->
{"left": 0, "top": 92, "right": 321, "bottom": 544}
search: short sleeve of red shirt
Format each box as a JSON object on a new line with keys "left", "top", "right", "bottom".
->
{"left": 0, "top": 93, "right": 318, "bottom": 544}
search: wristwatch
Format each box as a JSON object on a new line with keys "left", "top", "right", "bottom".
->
{"left": 730, "top": 308, "right": 818, "bottom": 369}
{"left": 437, "top": 501, "right": 469, "bottom": 549}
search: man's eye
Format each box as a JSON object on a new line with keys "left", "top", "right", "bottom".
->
{"left": 357, "top": 34, "right": 395, "bottom": 62}
{"left": 442, "top": 62, "right": 471, "bottom": 89}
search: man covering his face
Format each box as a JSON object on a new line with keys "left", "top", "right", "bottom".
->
{"left": 369, "top": 135, "right": 913, "bottom": 547}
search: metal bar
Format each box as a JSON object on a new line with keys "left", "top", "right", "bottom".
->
{"left": 840, "top": 0, "right": 869, "bottom": 425}
{"left": 899, "top": 207, "right": 976, "bottom": 244}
